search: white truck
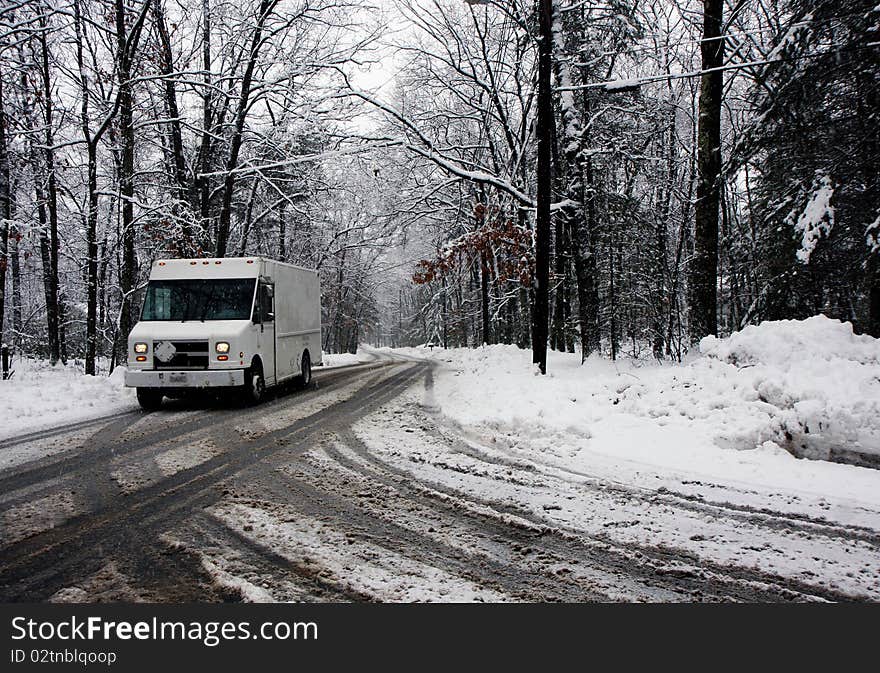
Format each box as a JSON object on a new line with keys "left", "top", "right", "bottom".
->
{"left": 125, "top": 257, "right": 322, "bottom": 411}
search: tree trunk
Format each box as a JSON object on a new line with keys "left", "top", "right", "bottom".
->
{"left": 35, "top": 188, "right": 55, "bottom": 354}
{"left": 238, "top": 179, "right": 259, "bottom": 256}
{"left": 10, "top": 225, "right": 20, "bottom": 346}
{"left": 215, "top": 0, "right": 279, "bottom": 258}
{"left": 17, "top": 29, "right": 60, "bottom": 363}
{"left": 688, "top": 0, "right": 724, "bottom": 342}
{"left": 278, "top": 202, "right": 286, "bottom": 260}
{"left": 116, "top": 0, "right": 138, "bottom": 370}
{"left": 532, "top": 0, "right": 554, "bottom": 374}
{"left": 193, "top": 0, "right": 214, "bottom": 250}
{"left": 152, "top": 0, "right": 191, "bottom": 251}
{"left": 0, "top": 73, "right": 9, "bottom": 346}
{"left": 869, "top": 257, "right": 880, "bottom": 337}
{"left": 480, "top": 250, "right": 491, "bottom": 345}
{"left": 653, "top": 107, "right": 675, "bottom": 359}
{"left": 38, "top": 12, "right": 61, "bottom": 364}
{"left": 152, "top": 0, "right": 186, "bottom": 194}
{"left": 551, "top": 212, "right": 567, "bottom": 351}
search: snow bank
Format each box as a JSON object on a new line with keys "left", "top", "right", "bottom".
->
{"left": 699, "top": 316, "right": 880, "bottom": 461}
{"left": 424, "top": 316, "right": 880, "bottom": 505}
{"left": 321, "top": 350, "right": 378, "bottom": 368}
{"left": 0, "top": 359, "right": 138, "bottom": 441}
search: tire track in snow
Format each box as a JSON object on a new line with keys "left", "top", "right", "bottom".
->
{"left": 0, "top": 362, "right": 424, "bottom": 601}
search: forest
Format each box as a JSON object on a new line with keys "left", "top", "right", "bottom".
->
{"left": 0, "top": 0, "right": 878, "bottom": 374}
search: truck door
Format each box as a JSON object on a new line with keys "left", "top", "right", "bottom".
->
{"left": 255, "top": 280, "right": 276, "bottom": 385}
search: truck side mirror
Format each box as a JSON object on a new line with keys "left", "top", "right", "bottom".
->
{"left": 265, "top": 312, "right": 275, "bottom": 322}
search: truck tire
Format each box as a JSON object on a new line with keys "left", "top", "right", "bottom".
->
{"left": 136, "top": 387, "right": 164, "bottom": 412}
{"left": 245, "top": 363, "right": 265, "bottom": 405}
{"left": 298, "top": 352, "right": 312, "bottom": 389}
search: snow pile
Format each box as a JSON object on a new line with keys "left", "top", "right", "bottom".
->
{"left": 699, "top": 316, "right": 880, "bottom": 460}
{"left": 426, "top": 316, "right": 880, "bottom": 481}
{"left": 0, "top": 359, "right": 137, "bottom": 440}
{"left": 321, "top": 351, "right": 371, "bottom": 368}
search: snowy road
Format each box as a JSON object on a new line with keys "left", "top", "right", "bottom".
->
{"left": 0, "top": 350, "right": 878, "bottom": 602}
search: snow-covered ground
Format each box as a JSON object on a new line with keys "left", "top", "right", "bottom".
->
{"left": 407, "top": 316, "right": 880, "bottom": 479}
{"left": 4, "top": 318, "right": 880, "bottom": 601}
{"left": 347, "top": 317, "right": 880, "bottom": 599}
{"left": 320, "top": 350, "right": 376, "bottom": 368}
{"left": 0, "top": 359, "right": 138, "bottom": 442}
{"left": 0, "top": 349, "right": 375, "bottom": 444}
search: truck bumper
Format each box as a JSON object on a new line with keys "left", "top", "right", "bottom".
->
{"left": 124, "top": 369, "right": 245, "bottom": 389}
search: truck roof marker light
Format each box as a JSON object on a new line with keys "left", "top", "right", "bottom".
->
{"left": 190, "top": 261, "right": 197, "bottom": 265}
{"left": 215, "top": 261, "right": 222, "bottom": 264}
{"left": 202, "top": 260, "right": 209, "bottom": 265}
{"left": 158, "top": 262, "right": 166, "bottom": 266}
{"left": 246, "top": 260, "right": 254, "bottom": 264}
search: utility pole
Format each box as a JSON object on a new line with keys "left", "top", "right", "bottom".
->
{"left": 533, "top": 0, "right": 554, "bottom": 374}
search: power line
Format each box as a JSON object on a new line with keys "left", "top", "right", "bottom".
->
{"left": 559, "top": 10, "right": 871, "bottom": 64}
{"left": 559, "top": 42, "right": 880, "bottom": 93}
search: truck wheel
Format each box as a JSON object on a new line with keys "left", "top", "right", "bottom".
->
{"left": 136, "top": 387, "right": 164, "bottom": 412}
{"left": 298, "top": 352, "right": 312, "bottom": 389}
{"left": 245, "top": 364, "right": 265, "bottom": 405}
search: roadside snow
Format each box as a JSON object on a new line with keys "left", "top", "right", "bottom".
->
{"left": 321, "top": 350, "right": 375, "bottom": 369}
{"left": 394, "top": 316, "right": 880, "bottom": 520}
{"left": 425, "top": 316, "right": 880, "bottom": 473}
{"left": 700, "top": 316, "right": 880, "bottom": 461}
{"left": 0, "top": 359, "right": 138, "bottom": 441}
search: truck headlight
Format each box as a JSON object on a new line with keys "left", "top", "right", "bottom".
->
{"left": 134, "top": 342, "right": 148, "bottom": 354}
{"left": 215, "top": 342, "right": 230, "bottom": 354}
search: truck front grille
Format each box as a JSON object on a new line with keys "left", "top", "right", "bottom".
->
{"left": 153, "top": 340, "right": 209, "bottom": 370}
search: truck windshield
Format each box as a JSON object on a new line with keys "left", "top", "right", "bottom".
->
{"left": 141, "top": 278, "right": 257, "bottom": 321}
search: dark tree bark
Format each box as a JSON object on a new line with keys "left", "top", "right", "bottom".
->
{"left": 238, "top": 179, "right": 259, "bottom": 256}
{"left": 653, "top": 106, "right": 675, "bottom": 359}
{"left": 441, "top": 276, "right": 448, "bottom": 349}
{"left": 37, "top": 10, "right": 62, "bottom": 363}
{"left": 10, "top": 222, "right": 21, "bottom": 345}
{"left": 480, "top": 250, "right": 491, "bottom": 345}
{"left": 553, "top": 8, "right": 599, "bottom": 363}
{"left": 152, "top": 0, "right": 190, "bottom": 250}
{"left": 278, "top": 202, "right": 287, "bottom": 260}
{"left": 215, "top": 0, "right": 280, "bottom": 258}
{"left": 571, "top": 156, "right": 600, "bottom": 360}
{"left": 114, "top": 0, "right": 146, "bottom": 370}
{"left": 533, "top": 0, "right": 554, "bottom": 374}
{"left": 551, "top": 208, "right": 567, "bottom": 351}
{"left": 75, "top": 0, "right": 147, "bottom": 375}
{"left": 15, "top": 13, "right": 52, "bottom": 357}
{"left": 688, "top": 0, "right": 724, "bottom": 342}
{"left": 0, "top": 73, "right": 9, "bottom": 346}
{"left": 193, "top": 0, "right": 215, "bottom": 247}
{"left": 869, "top": 268, "right": 880, "bottom": 340}
{"left": 75, "top": 0, "right": 100, "bottom": 375}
